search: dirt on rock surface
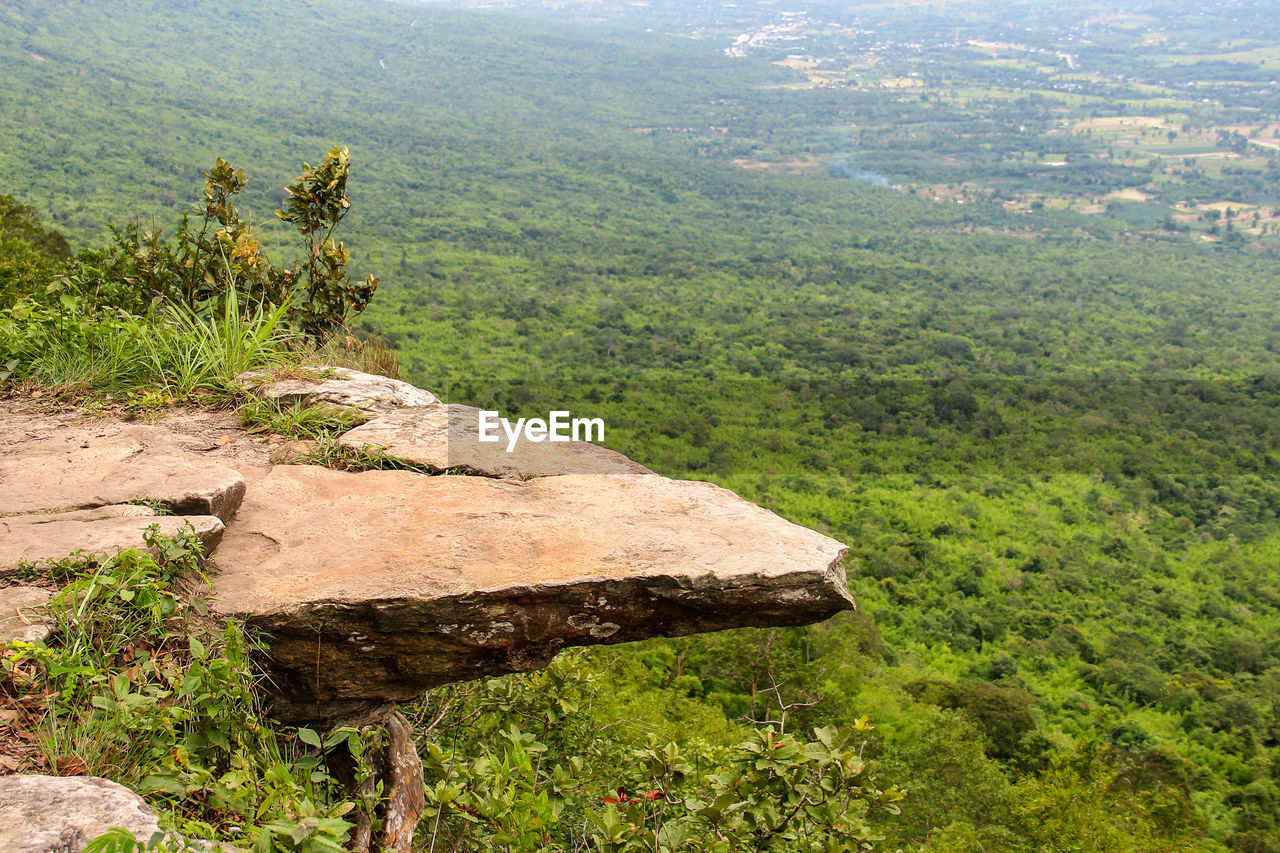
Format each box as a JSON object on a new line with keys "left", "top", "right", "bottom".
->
{"left": 0, "top": 394, "right": 277, "bottom": 481}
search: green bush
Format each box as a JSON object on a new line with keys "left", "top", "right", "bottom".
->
{"left": 415, "top": 656, "right": 903, "bottom": 852}
{"left": 0, "top": 194, "right": 71, "bottom": 309}
{"left": 0, "top": 285, "right": 298, "bottom": 396}
{"left": 2, "top": 531, "right": 358, "bottom": 851}
{"left": 74, "top": 149, "right": 376, "bottom": 343}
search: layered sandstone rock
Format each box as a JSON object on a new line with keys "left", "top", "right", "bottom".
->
{"left": 0, "top": 419, "right": 243, "bottom": 576}
{"left": 0, "top": 775, "right": 162, "bottom": 853}
{"left": 237, "top": 367, "right": 438, "bottom": 414}
{"left": 0, "top": 507, "right": 224, "bottom": 577}
{"left": 0, "top": 419, "right": 245, "bottom": 522}
{"left": 210, "top": 464, "right": 852, "bottom": 720}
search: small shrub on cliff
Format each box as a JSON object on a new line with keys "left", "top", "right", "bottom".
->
{"left": 238, "top": 397, "right": 366, "bottom": 440}
{"left": 76, "top": 148, "right": 376, "bottom": 343}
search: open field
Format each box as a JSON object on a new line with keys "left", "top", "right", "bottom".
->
{"left": 1073, "top": 115, "right": 1169, "bottom": 132}
{"left": 1151, "top": 44, "right": 1280, "bottom": 69}
{"left": 731, "top": 156, "right": 827, "bottom": 173}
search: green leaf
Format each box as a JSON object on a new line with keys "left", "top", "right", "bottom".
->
{"left": 323, "top": 727, "right": 353, "bottom": 749}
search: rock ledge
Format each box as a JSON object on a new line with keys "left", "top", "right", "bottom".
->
{"left": 3, "top": 371, "right": 855, "bottom": 725}
{"left": 211, "top": 465, "right": 852, "bottom": 720}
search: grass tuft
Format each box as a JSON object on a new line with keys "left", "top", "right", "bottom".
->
{"left": 237, "top": 397, "right": 365, "bottom": 441}
{"left": 0, "top": 527, "right": 361, "bottom": 850}
{"left": 0, "top": 285, "right": 302, "bottom": 403}
{"left": 296, "top": 434, "right": 438, "bottom": 475}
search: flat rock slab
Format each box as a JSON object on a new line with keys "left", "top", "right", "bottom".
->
{"left": 0, "top": 418, "right": 245, "bottom": 522}
{"left": 0, "top": 511, "right": 225, "bottom": 577}
{"left": 339, "top": 405, "right": 652, "bottom": 478}
{"left": 211, "top": 465, "right": 852, "bottom": 720}
{"left": 0, "top": 586, "right": 55, "bottom": 644}
{"left": 238, "top": 367, "right": 438, "bottom": 414}
{"left": 0, "top": 774, "right": 161, "bottom": 852}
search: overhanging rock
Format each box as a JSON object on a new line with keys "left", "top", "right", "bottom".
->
{"left": 210, "top": 465, "right": 853, "bottom": 721}
{"left": 2, "top": 381, "right": 856, "bottom": 728}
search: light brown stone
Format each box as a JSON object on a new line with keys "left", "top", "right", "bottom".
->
{"left": 211, "top": 465, "right": 853, "bottom": 720}
{"left": 338, "top": 405, "right": 652, "bottom": 478}
{"left": 18, "top": 504, "right": 158, "bottom": 522}
{"left": 0, "top": 775, "right": 162, "bottom": 853}
{"left": 0, "top": 419, "right": 245, "bottom": 522}
{"left": 0, "top": 585, "right": 55, "bottom": 644}
{"left": 238, "top": 367, "right": 438, "bottom": 414}
{"left": 269, "top": 440, "right": 317, "bottom": 465}
{"left": 0, "top": 512, "right": 225, "bottom": 576}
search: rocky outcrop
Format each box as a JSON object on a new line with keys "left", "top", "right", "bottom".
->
{"left": 0, "top": 775, "right": 162, "bottom": 852}
{"left": 338, "top": 404, "right": 652, "bottom": 477}
{"left": 238, "top": 367, "right": 438, "bottom": 414}
{"left": 0, "top": 418, "right": 245, "bottom": 522}
{"left": 0, "top": 507, "right": 224, "bottom": 578}
{"left": 210, "top": 465, "right": 852, "bottom": 720}
{"left": 0, "top": 586, "right": 55, "bottom": 644}
{"left": 2, "top": 372, "right": 855, "bottom": 853}
{"left": 3, "top": 369, "right": 854, "bottom": 724}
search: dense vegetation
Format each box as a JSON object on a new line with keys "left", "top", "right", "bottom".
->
{"left": 2, "top": 0, "right": 1279, "bottom": 850}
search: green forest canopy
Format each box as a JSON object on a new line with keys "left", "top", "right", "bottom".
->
{"left": 1, "top": 0, "right": 1279, "bottom": 849}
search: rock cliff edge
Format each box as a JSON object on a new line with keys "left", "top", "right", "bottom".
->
{"left": 1, "top": 369, "right": 855, "bottom": 722}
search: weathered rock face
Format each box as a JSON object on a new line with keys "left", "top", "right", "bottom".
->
{"left": 0, "top": 586, "right": 55, "bottom": 644}
{"left": 238, "top": 367, "right": 438, "bottom": 414}
{"left": 0, "top": 774, "right": 162, "bottom": 852}
{"left": 0, "top": 419, "right": 245, "bottom": 522}
{"left": 0, "top": 508, "right": 224, "bottom": 577}
{"left": 338, "top": 405, "right": 652, "bottom": 478}
{"left": 211, "top": 465, "right": 852, "bottom": 720}
{"left": 0, "top": 418, "right": 242, "bottom": 574}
